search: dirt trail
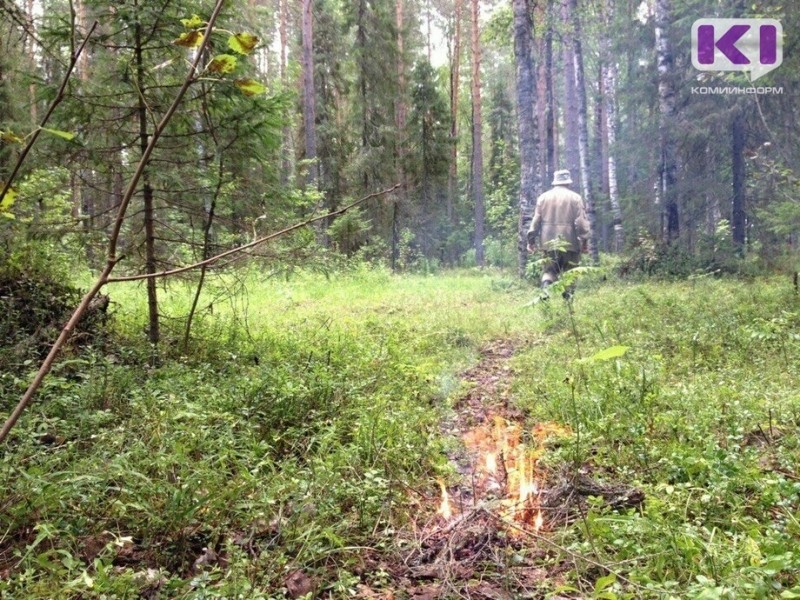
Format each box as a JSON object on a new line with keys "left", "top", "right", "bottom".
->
{"left": 360, "top": 340, "right": 556, "bottom": 599}
{"left": 351, "top": 339, "right": 644, "bottom": 600}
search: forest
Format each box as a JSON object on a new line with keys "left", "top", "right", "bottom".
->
{"left": 1, "top": 0, "right": 799, "bottom": 597}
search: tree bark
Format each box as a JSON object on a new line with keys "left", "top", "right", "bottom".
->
{"left": 593, "top": 65, "right": 607, "bottom": 196}
{"left": 731, "top": 108, "right": 746, "bottom": 251}
{"left": 602, "top": 0, "right": 623, "bottom": 252}
{"left": 655, "top": 0, "right": 679, "bottom": 242}
{"left": 470, "top": 0, "right": 485, "bottom": 266}
{"left": 279, "top": 0, "right": 293, "bottom": 184}
{"left": 358, "top": 0, "right": 369, "bottom": 192}
{"left": 392, "top": 0, "right": 407, "bottom": 271}
{"left": 134, "top": 9, "right": 159, "bottom": 349}
{"left": 569, "top": 0, "right": 597, "bottom": 262}
{"left": 513, "top": 0, "right": 538, "bottom": 277}
{"left": 301, "top": 0, "right": 318, "bottom": 187}
{"left": 561, "top": 1, "right": 580, "bottom": 178}
{"left": 543, "top": 3, "right": 555, "bottom": 185}
{"left": 448, "top": 0, "right": 463, "bottom": 227}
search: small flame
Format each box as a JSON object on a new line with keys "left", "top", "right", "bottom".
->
{"left": 517, "top": 444, "right": 530, "bottom": 502}
{"left": 534, "top": 510, "right": 544, "bottom": 531}
{"left": 520, "top": 479, "right": 538, "bottom": 503}
{"left": 437, "top": 481, "right": 452, "bottom": 520}
{"left": 485, "top": 451, "right": 497, "bottom": 475}
{"left": 462, "top": 417, "right": 569, "bottom": 531}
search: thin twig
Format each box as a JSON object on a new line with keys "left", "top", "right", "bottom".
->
{"left": 0, "top": 0, "right": 227, "bottom": 446}
{"left": 485, "top": 508, "right": 667, "bottom": 595}
{"left": 106, "top": 184, "right": 402, "bottom": 283}
{"left": 0, "top": 21, "right": 98, "bottom": 206}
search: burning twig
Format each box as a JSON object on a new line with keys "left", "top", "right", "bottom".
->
{"left": 436, "top": 480, "right": 453, "bottom": 521}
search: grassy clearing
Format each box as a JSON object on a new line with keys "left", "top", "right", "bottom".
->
{"left": 0, "top": 267, "right": 532, "bottom": 598}
{"left": 1, "top": 267, "right": 799, "bottom": 598}
{"left": 514, "top": 276, "right": 800, "bottom": 598}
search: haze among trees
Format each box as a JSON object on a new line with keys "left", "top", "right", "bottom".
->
{"left": 1, "top": 0, "right": 799, "bottom": 597}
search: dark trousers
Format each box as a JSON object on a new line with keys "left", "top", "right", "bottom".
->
{"left": 541, "top": 250, "right": 581, "bottom": 285}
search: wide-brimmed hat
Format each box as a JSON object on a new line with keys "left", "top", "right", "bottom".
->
{"left": 552, "top": 169, "right": 573, "bottom": 186}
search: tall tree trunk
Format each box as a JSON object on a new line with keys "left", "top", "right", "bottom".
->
{"left": 603, "top": 61, "right": 623, "bottom": 252}
{"left": 568, "top": 0, "right": 597, "bottom": 262}
{"left": 593, "top": 66, "right": 607, "bottom": 196}
{"left": 447, "top": 0, "right": 463, "bottom": 227}
{"left": 470, "top": 0, "right": 485, "bottom": 266}
{"left": 561, "top": 1, "right": 580, "bottom": 178}
{"left": 134, "top": 13, "right": 159, "bottom": 348}
{"left": 25, "top": 0, "right": 38, "bottom": 124}
{"left": 279, "top": 0, "right": 293, "bottom": 184}
{"left": 301, "top": 0, "right": 318, "bottom": 187}
{"left": 704, "top": 149, "right": 720, "bottom": 235}
{"left": 535, "top": 0, "right": 547, "bottom": 188}
{"left": 731, "top": 108, "right": 746, "bottom": 251}
{"left": 655, "top": 0, "right": 679, "bottom": 242}
{"left": 358, "top": 0, "right": 369, "bottom": 193}
{"left": 543, "top": 3, "right": 555, "bottom": 184}
{"left": 602, "top": 0, "right": 623, "bottom": 252}
{"left": 392, "top": 0, "right": 407, "bottom": 271}
{"left": 513, "top": 0, "right": 538, "bottom": 278}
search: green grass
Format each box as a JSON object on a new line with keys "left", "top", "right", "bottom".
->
{"left": 1, "top": 266, "right": 799, "bottom": 598}
{"left": 514, "top": 276, "right": 800, "bottom": 598}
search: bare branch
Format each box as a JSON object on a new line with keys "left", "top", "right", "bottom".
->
{"left": 106, "top": 184, "right": 402, "bottom": 283}
{"left": 0, "top": 21, "right": 98, "bottom": 206}
{"left": 0, "top": 0, "right": 228, "bottom": 446}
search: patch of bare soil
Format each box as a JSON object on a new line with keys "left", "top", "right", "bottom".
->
{"left": 360, "top": 339, "right": 644, "bottom": 600}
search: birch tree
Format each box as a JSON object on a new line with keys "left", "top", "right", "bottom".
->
{"left": 568, "top": 0, "right": 597, "bottom": 262}
{"left": 602, "top": 0, "right": 623, "bottom": 251}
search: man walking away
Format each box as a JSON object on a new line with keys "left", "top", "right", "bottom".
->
{"left": 526, "top": 169, "right": 591, "bottom": 289}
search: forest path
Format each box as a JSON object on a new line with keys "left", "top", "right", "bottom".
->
{"left": 361, "top": 339, "right": 559, "bottom": 599}
{"left": 356, "top": 338, "right": 644, "bottom": 599}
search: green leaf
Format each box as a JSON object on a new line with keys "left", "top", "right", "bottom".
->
{"left": 41, "top": 127, "right": 75, "bottom": 141}
{"left": 0, "top": 130, "right": 24, "bottom": 144}
{"left": 594, "top": 573, "right": 616, "bottom": 593}
{"left": 590, "top": 345, "right": 630, "bottom": 362}
{"left": 174, "top": 31, "right": 204, "bottom": 48}
{"left": 227, "top": 33, "right": 259, "bottom": 55}
{"left": 234, "top": 78, "right": 266, "bottom": 97}
{"left": 180, "top": 14, "right": 204, "bottom": 28}
{"left": 0, "top": 185, "right": 17, "bottom": 215}
{"left": 207, "top": 54, "right": 238, "bottom": 74}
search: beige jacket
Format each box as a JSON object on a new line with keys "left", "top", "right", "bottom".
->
{"left": 528, "top": 185, "right": 590, "bottom": 253}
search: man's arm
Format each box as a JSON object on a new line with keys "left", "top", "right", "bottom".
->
{"left": 573, "top": 197, "right": 590, "bottom": 251}
{"left": 527, "top": 197, "right": 543, "bottom": 252}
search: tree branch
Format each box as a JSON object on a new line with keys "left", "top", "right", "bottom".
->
{"left": 106, "top": 184, "right": 401, "bottom": 283}
{"left": 0, "top": 21, "right": 98, "bottom": 206}
{"left": 0, "top": 0, "right": 227, "bottom": 446}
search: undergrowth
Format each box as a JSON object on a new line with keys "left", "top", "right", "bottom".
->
{"left": 2, "top": 266, "right": 799, "bottom": 598}
{"left": 514, "top": 275, "right": 800, "bottom": 599}
{"left": 0, "top": 266, "right": 531, "bottom": 598}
